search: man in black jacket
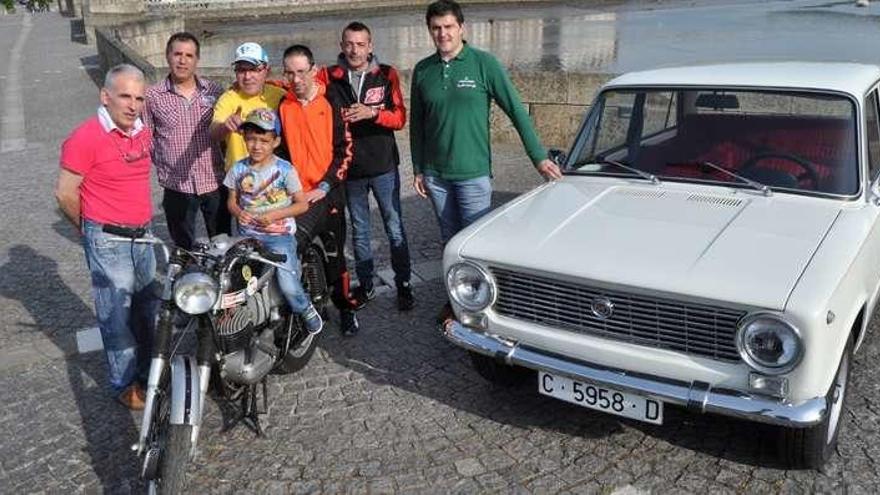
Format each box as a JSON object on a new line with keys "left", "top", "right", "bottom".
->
{"left": 325, "top": 21, "right": 414, "bottom": 310}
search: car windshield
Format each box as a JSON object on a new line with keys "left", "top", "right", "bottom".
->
{"left": 567, "top": 88, "right": 859, "bottom": 196}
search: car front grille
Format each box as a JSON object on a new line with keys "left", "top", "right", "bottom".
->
{"left": 491, "top": 267, "right": 745, "bottom": 362}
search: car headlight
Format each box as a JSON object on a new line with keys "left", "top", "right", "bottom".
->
{"left": 446, "top": 262, "right": 495, "bottom": 312}
{"left": 173, "top": 272, "right": 219, "bottom": 315}
{"left": 736, "top": 313, "right": 803, "bottom": 375}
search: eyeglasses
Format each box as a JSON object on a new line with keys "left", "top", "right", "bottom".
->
{"left": 282, "top": 67, "right": 314, "bottom": 79}
{"left": 234, "top": 64, "right": 267, "bottom": 74}
{"left": 114, "top": 138, "right": 149, "bottom": 163}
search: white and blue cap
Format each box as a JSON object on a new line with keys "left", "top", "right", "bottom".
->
{"left": 233, "top": 42, "right": 269, "bottom": 66}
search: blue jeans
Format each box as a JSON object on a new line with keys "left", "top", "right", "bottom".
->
{"left": 248, "top": 233, "right": 310, "bottom": 313}
{"left": 423, "top": 175, "right": 493, "bottom": 243}
{"left": 81, "top": 220, "right": 158, "bottom": 394}
{"left": 346, "top": 169, "right": 411, "bottom": 287}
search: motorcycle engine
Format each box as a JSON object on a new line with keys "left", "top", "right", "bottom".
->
{"left": 214, "top": 259, "right": 282, "bottom": 386}
{"left": 216, "top": 305, "right": 279, "bottom": 385}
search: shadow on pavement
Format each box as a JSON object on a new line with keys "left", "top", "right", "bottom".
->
{"left": 50, "top": 218, "right": 81, "bottom": 245}
{"left": 0, "top": 244, "right": 142, "bottom": 491}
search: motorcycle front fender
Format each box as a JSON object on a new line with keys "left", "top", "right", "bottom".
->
{"left": 170, "top": 355, "right": 202, "bottom": 427}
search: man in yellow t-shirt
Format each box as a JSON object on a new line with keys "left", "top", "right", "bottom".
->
{"left": 211, "top": 42, "right": 286, "bottom": 170}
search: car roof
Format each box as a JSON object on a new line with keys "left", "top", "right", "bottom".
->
{"left": 605, "top": 63, "right": 880, "bottom": 97}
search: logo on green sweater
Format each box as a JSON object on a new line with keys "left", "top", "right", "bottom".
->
{"left": 456, "top": 77, "right": 477, "bottom": 89}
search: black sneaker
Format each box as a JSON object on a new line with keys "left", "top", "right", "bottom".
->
{"left": 351, "top": 284, "right": 376, "bottom": 310}
{"left": 340, "top": 309, "right": 359, "bottom": 337}
{"left": 397, "top": 281, "right": 415, "bottom": 311}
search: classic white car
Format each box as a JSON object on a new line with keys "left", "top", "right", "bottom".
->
{"left": 442, "top": 62, "right": 880, "bottom": 469}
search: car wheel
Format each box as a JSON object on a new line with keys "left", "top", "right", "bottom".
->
{"left": 778, "top": 334, "right": 852, "bottom": 469}
{"left": 469, "top": 351, "right": 533, "bottom": 386}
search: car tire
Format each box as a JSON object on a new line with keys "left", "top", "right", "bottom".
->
{"left": 778, "top": 334, "right": 852, "bottom": 469}
{"left": 469, "top": 351, "right": 533, "bottom": 386}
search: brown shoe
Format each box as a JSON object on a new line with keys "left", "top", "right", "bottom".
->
{"left": 436, "top": 302, "right": 454, "bottom": 329}
{"left": 117, "top": 384, "right": 146, "bottom": 410}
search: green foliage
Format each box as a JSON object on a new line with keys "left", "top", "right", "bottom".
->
{"left": 1, "top": 0, "right": 14, "bottom": 13}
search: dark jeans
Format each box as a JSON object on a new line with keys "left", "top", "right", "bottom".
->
{"left": 345, "top": 169, "right": 411, "bottom": 287}
{"left": 162, "top": 187, "right": 231, "bottom": 249}
{"left": 295, "top": 186, "right": 356, "bottom": 311}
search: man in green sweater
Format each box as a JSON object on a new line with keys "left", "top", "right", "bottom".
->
{"left": 410, "top": 0, "right": 562, "bottom": 247}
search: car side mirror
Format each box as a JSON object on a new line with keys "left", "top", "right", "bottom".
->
{"left": 548, "top": 148, "right": 567, "bottom": 167}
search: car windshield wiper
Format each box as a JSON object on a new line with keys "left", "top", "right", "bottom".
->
{"left": 694, "top": 161, "right": 771, "bottom": 196}
{"left": 574, "top": 158, "right": 661, "bottom": 184}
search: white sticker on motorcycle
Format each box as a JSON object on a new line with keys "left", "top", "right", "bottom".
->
{"left": 246, "top": 276, "right": 259, "bottom": 295}
{"left": 221, "top": 290, "right": 247, "bottom": 309}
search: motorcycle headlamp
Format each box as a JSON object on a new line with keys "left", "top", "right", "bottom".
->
{"left": 446, "top": 262, "right": 495, "bottom": 312}
{"left": 736, "top": 313, "right": 803, "bottom": 375}
{"left": 173, "top": 272, "right": 219, "bottom": 315}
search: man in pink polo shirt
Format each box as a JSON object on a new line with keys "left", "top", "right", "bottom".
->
{"left": 55, "top": 63, "right": 158, "bottom": 410}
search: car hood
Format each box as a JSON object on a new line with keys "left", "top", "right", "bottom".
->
{"left": 457, "top": 181, "right": 841, "bottom": 310}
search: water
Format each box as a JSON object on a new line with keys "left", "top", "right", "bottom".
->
{"left": 195, "top": 0, "right": 880, "bottom": 74}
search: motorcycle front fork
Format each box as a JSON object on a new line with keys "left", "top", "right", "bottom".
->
{"left": 134, "top": 310, "right": 214, "bottom": 458}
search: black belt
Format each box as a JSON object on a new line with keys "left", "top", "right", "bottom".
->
{"left": 102, "top": 223, "right": 148, "bottom": 239}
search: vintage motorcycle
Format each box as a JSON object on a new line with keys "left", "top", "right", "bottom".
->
{"left": 102, "top": 226, "right": 330, "bottom": 494}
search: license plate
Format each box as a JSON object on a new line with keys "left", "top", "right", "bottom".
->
{"left": 538, "top": 371, "right": 663, "bottom": 425}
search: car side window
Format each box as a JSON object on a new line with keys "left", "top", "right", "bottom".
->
{"left": 593, "top": 92, "right": 636, "bottom": 154}
{"left": 865, "top": 90, "right": 880, "bottom": 180}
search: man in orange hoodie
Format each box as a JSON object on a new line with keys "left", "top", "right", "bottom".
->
{"left": 276, "top": 44, "right": 361, "bottom": 336}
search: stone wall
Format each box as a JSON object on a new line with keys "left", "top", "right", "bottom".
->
{"left": 142, "top": 0, "right": 562, "bottom": 20}
{"left": 110, "top": 15, "right": 184, "bottom": 65}
{"left": 94, "top": 16, "right": 184, "bottom": 81}
{"left": 88, "top": 0, "right": 144, "bottom": 14}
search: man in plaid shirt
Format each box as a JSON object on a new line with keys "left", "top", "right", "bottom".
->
{"left": 144, "top": 32, "right": 228, "bottom": 249}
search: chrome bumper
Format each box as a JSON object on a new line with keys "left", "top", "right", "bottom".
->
{"left": 445, "top": 321, "right": 827, "bottom": 428}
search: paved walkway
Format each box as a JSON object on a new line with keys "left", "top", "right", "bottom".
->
{"left": 2, "top": 8, "right": 880, "bottom": 494}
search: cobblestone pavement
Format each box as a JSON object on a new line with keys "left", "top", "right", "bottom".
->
{"left": 3, "top": 8, "right": 880, "bottom": 495}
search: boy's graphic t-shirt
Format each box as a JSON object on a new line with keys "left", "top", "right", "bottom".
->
{"left": 223, "top": 156, "right": 302, "bottom": 236}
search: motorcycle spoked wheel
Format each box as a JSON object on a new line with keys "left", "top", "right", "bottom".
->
{"left": 144, "top": 370, "right": 193, "bottom": 495}
{"left": 273, "top": 307, "right": 320, "bottom": 374}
